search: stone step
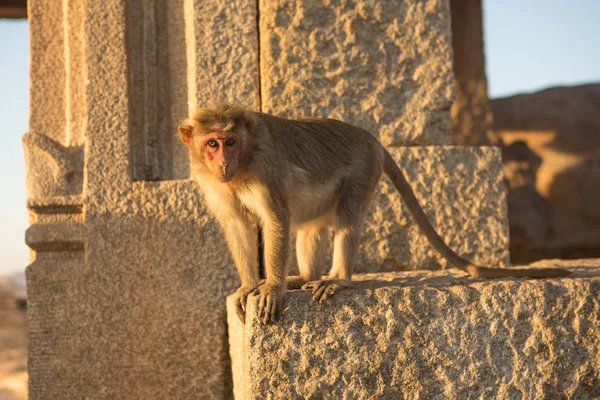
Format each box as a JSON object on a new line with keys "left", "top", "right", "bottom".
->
{"left": 227, "top": 259, "right": 600, "bottom": 399}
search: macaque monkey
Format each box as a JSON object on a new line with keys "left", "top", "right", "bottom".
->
{"left": 178, "top": 103, "right": 570, "bottom": 325}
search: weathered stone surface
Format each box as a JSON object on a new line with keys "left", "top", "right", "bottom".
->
{"left": 187, "top": 0, "right": 260, "bottom": 110}
{"left": 25, "top": 0, "right": 86, "bottom": 202}
{"left": 22, "top": 133, "right": 83, "bottom": 200}
{"left": 493, "top": 83, "right": 600, "bottom": 260}
{"left": 28, "top": 0, "right": 66, "bottom": 144}
{"left": 228, "top": 259, "right": 600, "bottom": 400}
{"left": 26, "top": 182, "right": 240, "bottom": 400}
{"left": 259, "top": 0, "right": 454, "bottom": 146}
{"left": 449, "top": 0, "right": 493, "bottom": 146}
{"left": 331, "top": 146, "right": 509, "bottom": 273}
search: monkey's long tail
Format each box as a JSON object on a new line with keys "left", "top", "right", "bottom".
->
{"left": 382, "top": 149, "right": 570, "bottom": 279}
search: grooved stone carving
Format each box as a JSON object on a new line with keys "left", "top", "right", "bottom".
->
{"left": 22, "top": 132, "right": 83, "bottom": 199}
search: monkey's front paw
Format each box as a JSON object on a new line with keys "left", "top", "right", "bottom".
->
{"left": 252, "top": 283, "right": 284, "bottom": 325}
{"left": 233, "top": 286, "right": 256, "bottom": 324}
{"left": 302, "top": 279, "right": 350, "bottom": 303}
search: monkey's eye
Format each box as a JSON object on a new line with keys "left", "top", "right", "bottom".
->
{"left": 225, "top": 138, "right": 235, "bottom": 146}
{"left": 207, "top": 140, "right": 218, "bottom": 148}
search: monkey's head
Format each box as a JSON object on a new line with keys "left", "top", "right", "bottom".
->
{"left": 178, "top": 103, "right": 255, "bottom": 183}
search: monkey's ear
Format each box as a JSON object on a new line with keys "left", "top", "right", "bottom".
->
{"left": 178, "top": 125, "right": 194, "bottom": 144}
{"left": 244, "top": 113, "right": 256, "bottom": 135}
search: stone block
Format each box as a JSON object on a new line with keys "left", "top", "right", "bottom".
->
{"left": 259, "top": 0, "right": 454, "bottom": 146}
{"left": 228, "top": 259, "right": 600, "bottom": 399}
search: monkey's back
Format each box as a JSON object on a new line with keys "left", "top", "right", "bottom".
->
{"left": 256, "top": 113, "right": 384, "bottom": 184}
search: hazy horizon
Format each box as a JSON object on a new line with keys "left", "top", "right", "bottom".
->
{"left": 1, "top": 0, "right": 600, "bottom": 276}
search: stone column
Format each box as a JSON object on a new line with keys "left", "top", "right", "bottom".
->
{"left": 25, "top": 0, "right": 259, "bottom": 398}
{"left": 450, "top": 0, "right": 493, "bottom": 145}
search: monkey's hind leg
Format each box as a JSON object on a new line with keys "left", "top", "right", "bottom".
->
{"left": 303, "top": 279, "right": 353, "bottom": 303}
{"left": 288, "top": 227, "right": 328, "bottom": 289}
{"left": 303, "top": 226, "right": 359, "bottom": 302}
{"left": 304, "top": 172, "right": 375, "bottom": 303}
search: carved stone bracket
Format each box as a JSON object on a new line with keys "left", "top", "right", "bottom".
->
{"left": 22, "top": 132, "right": 84, "bottom": 199}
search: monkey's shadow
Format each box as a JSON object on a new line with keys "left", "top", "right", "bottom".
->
{"left": 287, "top": 264, "right": 599, "bottom": 294}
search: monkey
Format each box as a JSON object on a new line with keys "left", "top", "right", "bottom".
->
{"left": 178, "top": 102, "right": 571, "bottom": 325}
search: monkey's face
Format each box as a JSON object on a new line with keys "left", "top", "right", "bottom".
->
{"left": 199, "top": 132, "right": 244, "bottom": 183}
{"left": 179, "top": 109, "right": 255, "bottom": 184}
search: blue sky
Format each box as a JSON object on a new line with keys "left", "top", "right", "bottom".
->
{"left": 484, "top": 0, "right": 600, "bottom": 97}
{"left": 1, "top": 1, "right": 600, "bottom": 275}
{"left": 1, "top": 20, "right": 29, "bottom": 276}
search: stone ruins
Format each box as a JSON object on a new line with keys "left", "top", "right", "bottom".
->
{"left": 22, "top": 0, "right": 599, "bottom": 398}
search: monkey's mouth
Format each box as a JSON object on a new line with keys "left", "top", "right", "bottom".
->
{"left": 211, "top": 163, "right": 237, "bottom": 183}
{"left": 215, "top": 171, "right": 236, "bottom": 183}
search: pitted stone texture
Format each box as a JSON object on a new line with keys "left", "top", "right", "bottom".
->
{"left": 259, "top": 0, "right": 453, "bottom": 146}
{"left": 355, "top": 146, "right": 508, "bottom": 272}
{"left": 187, "top": 0, "right": 260, "bottom": 110}
{"left": 28, "top": 0, "right": 87, "bottom": 146}
{"left": 228, "top": 259, "right": 600, "bottom": 400}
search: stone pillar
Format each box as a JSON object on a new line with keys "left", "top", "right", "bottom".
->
{"left": 450, "top": 0, "right": 493, "bottom": 145}
{"left": 25, "top": 0, "right": 258, "bottom": 398}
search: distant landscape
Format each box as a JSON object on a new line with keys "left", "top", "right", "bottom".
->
{"left": 0, "top": 272, "right": 27, "bottom": 400}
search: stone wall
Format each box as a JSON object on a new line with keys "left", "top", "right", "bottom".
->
{"left": 24, "top": 0, "right": 508, "bottom": 398}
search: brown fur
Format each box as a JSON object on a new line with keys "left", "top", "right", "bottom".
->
{"left": 179, "top": 103, "right": 571, "bottom": 324}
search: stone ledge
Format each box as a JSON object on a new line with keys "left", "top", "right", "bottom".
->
{"left": 25, "top": 223, "right": 86, "bottom": 252}
{"left": 227, "top": 259, "right": 600, "bottom": 399}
